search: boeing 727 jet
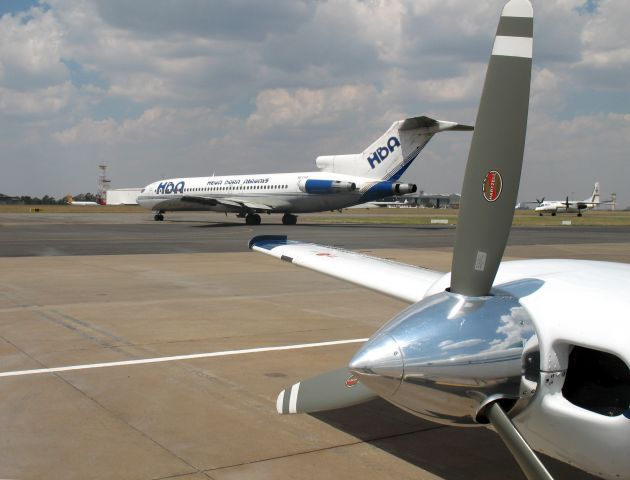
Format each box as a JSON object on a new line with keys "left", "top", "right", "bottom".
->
{"left": 137, "top": 117, "right": 472, "bottom": 224}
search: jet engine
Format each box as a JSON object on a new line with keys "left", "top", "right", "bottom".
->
{"left": 298, "top": 179, "right": 356, "bottom": 194}
{"left": 366, "top": 181, "right": 417, "bottom": 198}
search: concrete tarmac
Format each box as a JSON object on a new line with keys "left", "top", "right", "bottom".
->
{"left": 1, "top": 213, "right": 625, "bottom": 479}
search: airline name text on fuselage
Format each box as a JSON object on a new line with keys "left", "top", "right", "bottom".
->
{"left": 206, "top": 177, "right": 271, "bottom": 186}
{"left": 156, "top": 181, "right": 185, "bottom": 194}
{"left": 156, "top": 177, "right": 274, "bottom": 194}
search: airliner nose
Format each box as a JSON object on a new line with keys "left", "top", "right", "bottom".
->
{"left": 349, "top": 333, "right": 403, "bottom": 397}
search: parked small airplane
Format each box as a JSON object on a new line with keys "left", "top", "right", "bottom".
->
{"left": 64, "top": 195, "right": 100, "bottom": 206}
{"left": 531, "top": 182, "right": 602, "bottom": 216}
{"left": 137, "top": 118, "right": 472, "bottom": 224}
{"left": 250, "top": 1, "right": 630, "bottom": 479}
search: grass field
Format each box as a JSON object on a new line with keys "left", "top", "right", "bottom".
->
{"left": 1, "top": 204, "right": 629, "bottom": 226}
{"left": 309, "top": 208, "right": 630, "bottom": 227}
{"left": 0, "top": 204, "right": 144, "bottom": 214}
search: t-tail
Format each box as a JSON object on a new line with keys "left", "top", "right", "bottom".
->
{"left": 316, "top": 116, "right": 473, "bottom": 180}
{"left": 586, "top": 182, "right": 600, "bottom": 203}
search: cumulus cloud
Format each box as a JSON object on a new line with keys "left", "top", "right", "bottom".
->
{"left": 52, "top": 107, "right": 220, "bottom": 145}
{"left": 246, "top": 84, "right": 377, "bottom": 131}
{"left": 0, "top": 6, "right": 68, "bottom": 90}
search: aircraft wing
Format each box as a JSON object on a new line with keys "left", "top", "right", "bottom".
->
{"left": 249, "top": 235, "right": 444, "bottom": 304}
{"left": 182, "top": 195, "right": 272, "bottom": 212}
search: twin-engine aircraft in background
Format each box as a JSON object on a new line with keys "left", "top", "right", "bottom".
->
{"left": 251, "top": 1, "right": 630, "bottom": 479}
{"left": 137, "top": 117, "right": 472, "bottom": 224}
{"left": 531, "top": 182, "right": 604, "bottom": 216}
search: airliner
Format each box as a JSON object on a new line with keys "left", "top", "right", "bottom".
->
{"left": 532, "top": 182, "right": 602, "bottom": 216}
{"left": 137, "top": 117, "right": 472, "bottom": 224}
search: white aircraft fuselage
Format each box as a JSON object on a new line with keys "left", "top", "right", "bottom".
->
{"left": 138, "top": 171, "right": 410, "bottom": 215}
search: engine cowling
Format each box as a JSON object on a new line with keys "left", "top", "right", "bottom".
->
{"left": 394, "top": 183, "right": 417, "bottom": 194}
{"left": 366, "top": 181, "right": 417, "bottom": 198}
{"left": 298, "top": 179, "right": 356, "bottom": 194}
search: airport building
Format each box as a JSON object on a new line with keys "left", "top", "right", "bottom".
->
{"left": 105, "top": 188, "right": 142, "bottom": 205}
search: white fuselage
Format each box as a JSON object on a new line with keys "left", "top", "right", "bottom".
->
{"left": 137, "top": 171, "right": 398, "bottom": 214}
{"left": 534, "top": 201, "right": 594, "bottom": 215}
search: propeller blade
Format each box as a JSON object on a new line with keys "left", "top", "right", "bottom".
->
{"left": 276, "top": 368, "right": 377, "bottom": 414}
{"left": 450, "top": 0, "right": 533, "bottom": 297}
{"left": 485, "top": 402, "right": 553, "bottom": 480}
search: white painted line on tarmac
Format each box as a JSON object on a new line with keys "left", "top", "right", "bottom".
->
{"left": 0, "top": 338, "right": 369, "bottom": 378}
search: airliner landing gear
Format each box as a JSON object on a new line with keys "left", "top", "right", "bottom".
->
{"left": 282, "top": 213, "right": 298, "bottom": 225}
{"left": 245, "top": 213, "right": 261, "bottom": 225}
{"left": 577, "top": 212, "right": 583, "bottom": 217}
{"left": 154, "top": 213, "right": 164, "bottom": 221}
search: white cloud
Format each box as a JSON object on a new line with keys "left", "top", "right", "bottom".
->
{"left": 246, "top": 84, "right": 377, "bottom": 131}
{"left": 0, "top": 81, "right": 75, "bottom": 116}
{"left": 0, "top": 6, "right": 68, "bottom": 90}
{"left": 580, "top": 1, "right": 630, "bottom": 71}
{"left": 52, "top": 107, "right": 220, "bottom": 145}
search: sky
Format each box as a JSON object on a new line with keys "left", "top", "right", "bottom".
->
{"left": 0, "top": 0, "right": 628, "bottom": 206}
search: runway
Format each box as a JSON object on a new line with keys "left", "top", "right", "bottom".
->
{"left": 1, "top": 212, "right": 624, "bottom": 479}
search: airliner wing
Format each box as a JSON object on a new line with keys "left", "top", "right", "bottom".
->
{"left": 182, "top": 195, "right": 272, "bottom": 212}
{"left": 235, "top": 199, "right": 274, "bottom": 211}
{"left": 249, "top": 236, "right": 443, "bottom": 304}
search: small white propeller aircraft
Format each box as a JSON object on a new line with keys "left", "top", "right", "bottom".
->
{"left": 137, "top": 117, "right": 471, "bottom": 224}
{"left": 531, "top": 183, "right": 603, "bottom": 216}
{"left": 250, "top": 1, "right": 630, "bottom": 479}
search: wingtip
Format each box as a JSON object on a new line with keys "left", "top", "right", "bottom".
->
{"left": 248, "top": 235, "right": 288, "bottom": 251}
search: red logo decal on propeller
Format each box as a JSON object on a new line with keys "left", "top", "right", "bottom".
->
{"left": 482, "top": 170, "right": 503, "bottom": 202}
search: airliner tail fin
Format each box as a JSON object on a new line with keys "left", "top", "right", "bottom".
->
{"left": 316, "top": 116, "right": 473, "bottom": 180}
{"left": 585, "top": 182, "right": 600, "bottom": 203}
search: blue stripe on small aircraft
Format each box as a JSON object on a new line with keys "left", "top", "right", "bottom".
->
{"left": 248, "top": 235, "right": 288, "bottom": 251}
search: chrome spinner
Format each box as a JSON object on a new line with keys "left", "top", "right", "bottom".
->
{"left": 349, "top": 291, "right": 538, "bottom": 425}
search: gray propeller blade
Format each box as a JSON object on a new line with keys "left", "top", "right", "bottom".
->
{"left": 276, "top": 368, "right": 377, "bottom": 415}
{"left": 450, "top": 0, "right": 533, "bottom": 297}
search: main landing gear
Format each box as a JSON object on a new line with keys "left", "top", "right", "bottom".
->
{"left": 282, "top": 213, "right": 298, "bottom": 225}
{"left": 245, "top": 213, "right": 261, "bottom": 225}
{"left": 154, "top": 212, "right": 164, "bottom": 221}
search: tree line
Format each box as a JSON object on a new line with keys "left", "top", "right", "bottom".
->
{"left": 9, "top": 193, "right": 98, "bottom": 205}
